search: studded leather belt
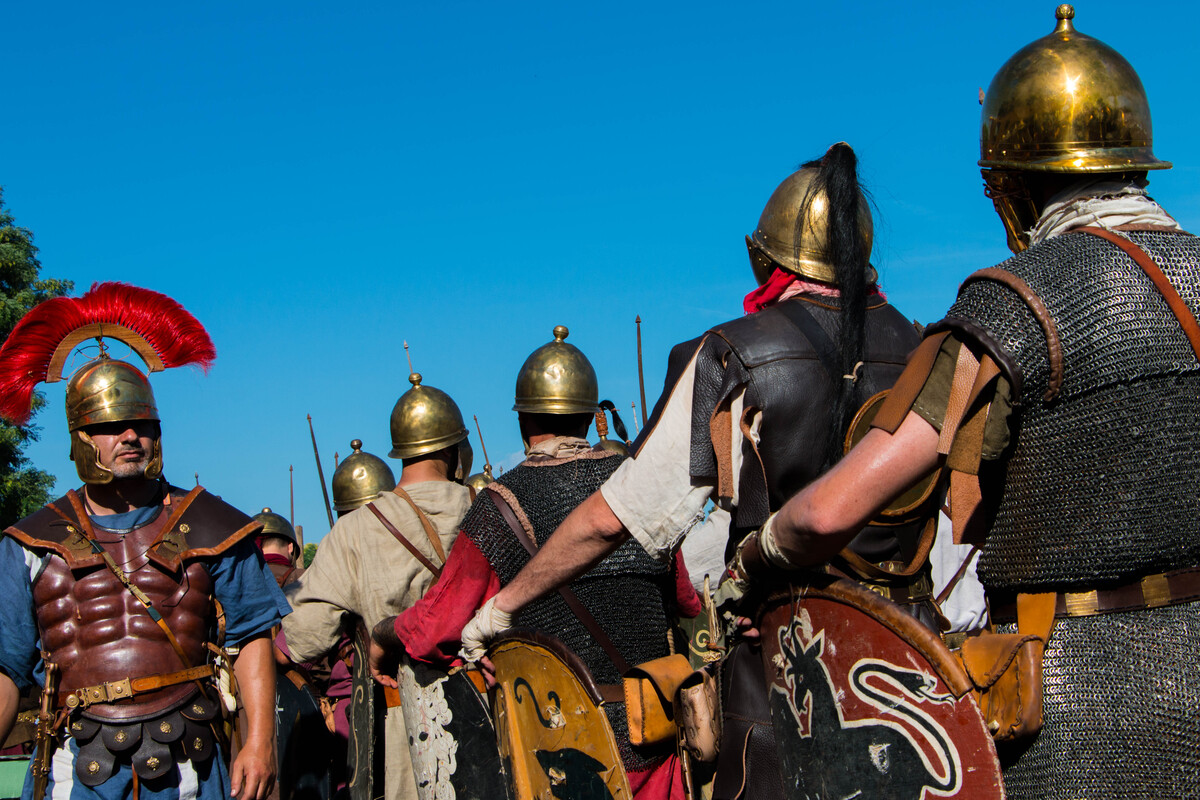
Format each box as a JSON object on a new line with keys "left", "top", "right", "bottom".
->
{"left": 59, "top": 664, "right": 217, "bottom": 709}
{"left": 990, "top": 565, "right": 1200, "bottom": 624}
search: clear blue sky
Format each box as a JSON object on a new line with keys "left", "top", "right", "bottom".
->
{"left": 7, "top": 1, "right": 1200, "bottom": 542}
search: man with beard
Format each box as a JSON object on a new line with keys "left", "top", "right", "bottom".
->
{"left": 0, "top": 283, "right": 288, "bottom": 800}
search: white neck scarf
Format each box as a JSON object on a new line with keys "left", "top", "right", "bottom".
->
{"left": 1028, "top": 179, "right": 1181, "bottom": 246}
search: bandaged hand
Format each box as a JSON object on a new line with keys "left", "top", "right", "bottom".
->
{"left": 459, "top": 595, "right": 514, "bottom": 663}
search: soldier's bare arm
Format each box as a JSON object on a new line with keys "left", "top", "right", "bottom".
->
{"left": 230, "top": 633, "right": 277, "bottom": 800}
{"left": 461, "top": 492, "right": 629, "bottom": 661}
{"left": 770, "top": 410, "right": 941, "bottom": 566}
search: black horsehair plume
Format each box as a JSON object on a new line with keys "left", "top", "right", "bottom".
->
{"left": 798, "top": 143, "right": 873, "bottom": 467}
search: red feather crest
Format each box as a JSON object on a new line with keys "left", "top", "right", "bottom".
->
{"left": 0, "top": 282, "right": 216, "bottom": 425}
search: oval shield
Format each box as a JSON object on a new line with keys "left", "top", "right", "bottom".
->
{"left": 758, "top": 577, "right": 1003, "bottom": 800}
{"left": 489, "top": 630, "right": 631, "bottom": 800}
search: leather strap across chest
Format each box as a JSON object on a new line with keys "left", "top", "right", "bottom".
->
{"left": 1074, "top": 226, "right": 1200, "bottom": 361}
{"left": 365, "top": 490, "right": 445, "bottom": 578}
{"left": 51, "top": 491, "right": 195, "bottom": 669}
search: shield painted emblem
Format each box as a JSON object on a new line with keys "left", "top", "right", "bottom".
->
{"left": 488, "top": 630, "right": 631, "bottom": 800}
{"left": 348, "top": 622, "right": 383, "bottom": 800}
{"left": 758, "top": 578, "right": 1003, "bottom": 800}
{"left": 397, "top": 654, "right": 514, "bottom": 800}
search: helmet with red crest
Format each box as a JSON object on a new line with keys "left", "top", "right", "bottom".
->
{"left": 0, "top": 282, "right": 215, "bottom": 484}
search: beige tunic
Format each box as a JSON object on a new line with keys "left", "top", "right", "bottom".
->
{"left": 282, "top": 481, "right": 472, "bottom": 800}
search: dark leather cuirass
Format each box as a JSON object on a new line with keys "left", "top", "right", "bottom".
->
{"left": 34, "top": 512, "right": 214, "bottom": 722}
{"left": 698, "top": 296, "right": 926, "bottom": 563}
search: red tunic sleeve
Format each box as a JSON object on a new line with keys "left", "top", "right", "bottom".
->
{"left": 673, "top": 550, "right": 703, "bottom": 619}
{"left": 393, "top": 533, "right": 500, "bottom": 668}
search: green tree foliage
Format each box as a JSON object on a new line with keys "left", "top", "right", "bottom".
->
{"left": 302, "top": 543, "right": 318, "bottom": 568}
{"left": 0, "top": 189, "right": 72, "bottom": 528}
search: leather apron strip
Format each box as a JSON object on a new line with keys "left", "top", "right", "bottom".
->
{"left": 365, "top": 502, "right": 441, "bottom": 579}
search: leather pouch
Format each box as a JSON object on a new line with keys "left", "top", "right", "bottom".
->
{"left": 675, "top": 664, "right": 720, "bottom": 762}
{"left": 623, "top": 653, "right": 693, "bottom": 747}
{"left": 953, "top": 592, "right": 1055, "bottom": 742}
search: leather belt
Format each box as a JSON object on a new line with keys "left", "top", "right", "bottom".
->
{"left": 990, "top": 566, "right": 1200, "bottom": 623}
{"left": 60, "top": 664, "right": 217, "bottom": 709}
{"left": 828, "top": 568, "right": 934, "bottom": 605}
{"left": 598, "top": 684, "right": 624, "bottom": 704}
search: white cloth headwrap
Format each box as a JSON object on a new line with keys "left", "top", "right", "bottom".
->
{"left": 1028, "top": 179, "right": 1181, "bottom": 245}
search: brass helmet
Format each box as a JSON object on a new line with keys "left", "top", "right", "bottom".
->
{"left": 253, "top": 507, "right": 299, "bottom": 552}
{"left": 67, "top": 356, "right": 164, "bottom": 485}
{"left": 980, "top": 5, "right": 1170, "bottom": 250}
{"left": 332, "top": 439, "right": 396, "bottom": 512}
{"left": 465, "top": 467, "right": 494, "bottom": 493}
{"left": 388, "top": 373, "right": 469, "bottom": 459}
{"left": 747, "top": 164, "right": 875, "bottom": 286}
{"left": 513, "top": 326, "right": 599, "bottom": 415}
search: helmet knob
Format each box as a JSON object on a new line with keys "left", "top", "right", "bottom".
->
{"left": 553, "top": 326, "right": 569, "bottom": 342}
{"left": 262, "top": 507, "right": 272, "bottom": 514}
{"left": 409, "top": 373, "right": 422, "bottom": 387}
{"left": 1055, "top": 4, "right": 1075, "bottom": 31}
{"left": 351, "top": 439, "right": 363, "bottom": 452}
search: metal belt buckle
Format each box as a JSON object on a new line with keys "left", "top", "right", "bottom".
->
{"left": 1141, "top": 573, "right": 1171, "bottom": 608}
{"left": 865, "top": 584, "right": 892, "bottom": 601}
{"left": 103, "top": 678, "right": 132, "bottom": 701}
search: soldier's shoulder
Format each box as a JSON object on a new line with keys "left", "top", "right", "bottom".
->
{"left": 176, "top": 486, "right": 259, "bottom": 551}
{"left": 4, "top": 492, "right": 81, "bottom": 548}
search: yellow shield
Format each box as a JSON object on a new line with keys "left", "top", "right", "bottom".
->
{"left": 489, "top": 631, "right": 631, "bottom": 800}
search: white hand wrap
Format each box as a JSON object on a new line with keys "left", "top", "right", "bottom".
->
{"left": 459, "top": 595, "right": 514, "bottom": 663}
{"left": 757, "top": 512, "right": 799, "bottom": 571}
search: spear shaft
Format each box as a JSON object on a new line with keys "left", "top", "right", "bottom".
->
{"left": 636, "top": 315, "right": 648, "bottom": 427}
{"left": 474, "top": 415, "right": 492, "bottom": 475}
{"left": 307, "top": 414, "right": 335, "bottom": 528}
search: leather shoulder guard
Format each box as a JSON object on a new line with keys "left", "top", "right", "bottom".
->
{"left": 928, "top": 229, "right": 1200, "bottom": 405}
{"left": 5, "top": 485, "right": 261, "bottom": 572}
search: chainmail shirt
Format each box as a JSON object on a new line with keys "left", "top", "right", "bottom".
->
{"left": 933, "top": 229, "right": 1200, "bottom": 590}
{"left": 465, "top": 447, "right": 675, "bottom": 772}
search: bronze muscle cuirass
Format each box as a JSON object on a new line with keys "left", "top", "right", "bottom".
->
{"left": 33, "top": 513, "right": 214, "bottom": 723}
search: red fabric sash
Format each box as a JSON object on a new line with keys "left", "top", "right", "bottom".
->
{"left": 743, "top": 268, "right": 798, "bottom": 314}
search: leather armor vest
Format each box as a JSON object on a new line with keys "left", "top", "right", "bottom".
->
{"left": 465, "top": 448, "right": 674, "bottom": 770}
{"left": 6, "top": 485, "right": 261, "bottom": 722}
{"left": 691, "top": 296, "right": 926, "bottom": 562}
{"left": 932, "top": 229, "right": 1200, "bottom": 590}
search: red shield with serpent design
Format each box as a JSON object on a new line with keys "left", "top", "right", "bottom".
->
{"left": 758, "top": 578, "right": 1003, "bottom": 800}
